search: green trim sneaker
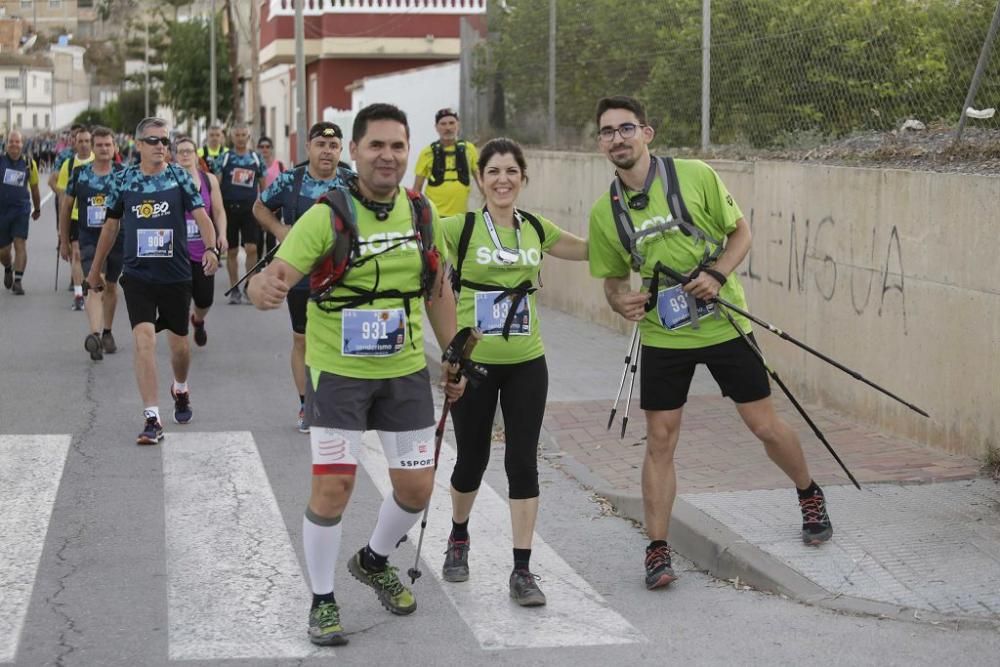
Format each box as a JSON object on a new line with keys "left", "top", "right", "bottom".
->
{"left": 347, "top": 550, "right": 416, "bottom": 615}
{"left": 308, "top": 601, "right": 348, "bottom": 646}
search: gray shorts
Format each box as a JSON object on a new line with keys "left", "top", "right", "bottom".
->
{"left": 305, "top": 367, "right": 435, "bottom": 432}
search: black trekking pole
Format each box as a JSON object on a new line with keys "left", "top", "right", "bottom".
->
{"left": 407, "top": 327, "right": 488, "bottom": 584}
{"left": 607, "top": 323, "right": 639, "bottom": 431}
{"left": 621, "top": 340, "right": 640, "bottom": 439}
{"left": 655, "top": 263, "right": 928, "bottom": 418}
{"left": 53, "top": 242, "right": 60, "bottom": 292}
{"left": 225, "top": 242, "right": 280, "bottom": 297}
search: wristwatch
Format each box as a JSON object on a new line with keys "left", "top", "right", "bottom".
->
{"left": 206, "top": 247, "right": 221, "bottom": 258}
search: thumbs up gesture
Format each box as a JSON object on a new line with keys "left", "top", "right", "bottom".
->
{"left": 247, "top": 260, "right": 291, "bottom": 310}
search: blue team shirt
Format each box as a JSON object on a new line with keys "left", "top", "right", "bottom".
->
{"left": 212, "top": 150, "right": 264, "bottom": 202}
{"left": 66, "top": 162, "right": 124, "bottom": 248}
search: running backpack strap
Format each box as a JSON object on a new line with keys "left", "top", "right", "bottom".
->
{"left": 658, "top": 157, "right": 692, "bottom": 227}
{"left": 515, "top": 209, "right": 546, "bottom": 246}
{"left": 404, "top": 187, "right": 440, "bottom": 299}
{"left": 454, "top": 141, "right": 470, "bottom": 186}
{"left": 609, "top": 179, "right": 643, "bottom": 271}
{"left": 309, "top": 186, "right": 358, "bottom": 299}
{"left": 288, "top": 166, "right": 306, "bottom": 224}
{"left": 429, "top": 141, "right": 444, "bottom": 186}
{"left": 451, "top": 211, "right": 477, "bottom": 294}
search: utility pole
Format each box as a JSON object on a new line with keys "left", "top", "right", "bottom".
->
{"left": 250, "top": 0, "right": 261, "bottom": 135}
{"left": 210, "top": 0, "right": 217, "bottom": 126}
{"left": 295, "top": 0, "right": 307, "bottom": 162}
{"left": 144, "top": 15, "right": 150, "bottom": 117}
{"left": 700, "top": 0, "right": 711, "bottom": 152}
{"left": 547, "top": 0, "right": 556, "bottom": 146}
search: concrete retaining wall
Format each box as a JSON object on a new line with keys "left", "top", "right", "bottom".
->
{"left": 518, "top": 150, "right": 999, "bottom": 459}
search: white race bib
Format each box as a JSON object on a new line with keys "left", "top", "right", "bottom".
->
{"left": 341, "top": 308, "right": 406, "bottom": 356}
{"left": 137, "top": 229, "right": 174, "bottom": 258}
{"left": 86, "top": 205, "right": 107, "bottom": 228}
{"left": 655, "top": 284, "right": 714, "bottom": 330}
{"left": 474, "top": 290, "right": 530, "bottom": 336}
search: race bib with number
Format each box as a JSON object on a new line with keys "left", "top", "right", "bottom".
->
{"left": 137, "top": 229, "right": 174, "bottom": 258}
{"left": 231, "top": 167, "right": 256, "bottom": 188}
{"left": 342, "top": 308, "right": 406, "bottom": 356}
{"left": 655, "top": 284, "right": 715, "bottom": 330}
{"left": 186, "top": 218, "right": 201, "bottom": 240}
{"left": 475, "top": 290, "right": 531, "bottom": 336}
{"left": 86, "top": 205, "right": 107, "bottom": 228}
{"left": 3, "top": 169, "right": 25, "bottom": 187}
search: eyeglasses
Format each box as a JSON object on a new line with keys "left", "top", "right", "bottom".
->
{"left": 175, "top": 148, "right": 196, "bottom": 156}
{"left": 140, "top": 136, "right": 171, "bottom": 147}
{"left": 257, "top": 143, "right": 272, "bottom": 149}
{"left": 598, "top": 123, "right": 645, "bottom": 142}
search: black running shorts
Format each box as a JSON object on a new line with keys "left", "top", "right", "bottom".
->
{"left": 224, "top": 200, "right": 261, "bottom": 249}
{"left": 305, "top": 367, "right": 434, "bottom": 432}
{"left": 639, "top": 333, "right": 771, "bottom": 411}
{"left": 121, "top": 273, "right": 192, "bottom": 336}
{"left": 286, "top": 288, "right": 309, "bottom": 335}
{"left": 190, "top": 260, "right": 215, "bottom": 311}
{"left": 81, "top": 241, "right": 123, "bottom": 283}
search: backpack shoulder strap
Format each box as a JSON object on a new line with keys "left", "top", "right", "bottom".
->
{"left": 288, "top": 165, "right": 307, "bottom": 223}
{"left": 609, "top": 179, "right": 642, "bottom": 271}
{"left": 659, "top": 156, "right": 691, "bottom": 224}
{"left": 404, "top": 188, "right": 440, "bottom": 296}
{"left": 515, "top": 208, "right": 545, "bottom": 246}
{"left": 451, "top": 210, "right": 477, "bottom": 293}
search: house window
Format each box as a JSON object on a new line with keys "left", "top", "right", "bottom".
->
{"left": 44, "top": 79, "right": 51, "bottom": 94}
{"left": 269, "top": 106, "right": 276, "bottom": 141}
{"left": 45, "top": 113, "right": 50, "bottom": 127}
{"left": 49, "top": 0, "right": 61, "bottom": 7}
{"left": 16, "top": 113, "right": 22, "bottom": 128}
{"left": 308, "top": 74, "right": 318, "bottom": 127}
{"left": 32, "top": 113, "right": 38, "bottom": 128}
{"left": 21, "top": 1, "right": 32, "bottom": 9}
{"left": 5, "top": 77, "right": 21, "bottom": 90}
{"left": 31, "top": 75, "right": 36, "bottom": 88}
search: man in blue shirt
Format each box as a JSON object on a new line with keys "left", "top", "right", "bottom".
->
{"left": 253, "top": 121, "right": 353, "bottom": 432}
{"left": 0, "top": 130, "right": 41, "bottom": 295}
{"left": 214, "top": 123, "right": 264, "bottom": 303}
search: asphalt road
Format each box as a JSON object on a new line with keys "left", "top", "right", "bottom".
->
{"left": 1, "top": 184, "right": 998, "bottom": 666}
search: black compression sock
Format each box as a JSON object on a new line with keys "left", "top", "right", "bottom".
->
{"left": 361, "top": 544, "right": 388, "bottom": 571}
{"left": 14, "top": 271, "right": 23, "bottom": 280}
{"left": 647, "top": 539, "right": 669, "bottom": 551}
{"left": 102, "top": 328, "right": 111, "bottom": 335}
{"left": 513, "top": 548, "right": 531, "bottom": 571}
{"left": 311, "top": 592, "right": 336, "bottom": 609}
{"left": 796, "top": 480, "right": 821, "bottom": 499}
{"left": 299, "top": 394, "right": 305, "bottom": 405}
{"left": 451, "top": 519, "right": 469, "bottom": 541}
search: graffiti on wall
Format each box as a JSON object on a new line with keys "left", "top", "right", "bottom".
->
{"left": 739, "top": 209, "right": 907, "bottom": 333}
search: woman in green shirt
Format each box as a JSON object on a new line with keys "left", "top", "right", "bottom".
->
{"left": 441, "top": 137, "right": 587, "bottom": 606}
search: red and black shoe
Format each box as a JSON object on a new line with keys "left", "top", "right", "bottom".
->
{"left": 799, "top": 487, "right": 834, "bottom": 545}
{"left": 644, "top": 541, "right": 677, "bottom": 590}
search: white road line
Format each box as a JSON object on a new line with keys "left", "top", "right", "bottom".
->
{"left": 358, "top": 431, "right": 645, "bottom": 650}
{"left": 162, "top": 431, "right": 324, "bottom": 660}
{"left": 40, "top": 190, "right": 53, "bottom": 209}
{"left": 0, "top": 434, "right": 71, "bottom": 663}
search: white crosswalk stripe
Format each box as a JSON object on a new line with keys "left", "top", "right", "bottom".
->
{"left": 0, "top": 434, "right": 71, "bottom": 664}
{"left": 357, "top": 431, "right": 646, "bottom": 650}
{"left": 162, "top": 431, "right": 325, "bottom": 660}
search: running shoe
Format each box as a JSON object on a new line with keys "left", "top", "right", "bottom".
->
{"left": 3, "top": 265, "right": 11, "bottom": 289}
{"left": 137, "top": 412, "right": 164, "bottom": 445}
{"left": 297, "top": 406, "right": 309, "bottom": 433}
{"left": 308, "top": 601, "right": 348, "bottom": 646}
{"left": 509, "top": 568, "right": 547, "bottom": 606}
{"left": 101, "top": 331, "right": 117, "bottom": 354}
{"left": 227, "top": 290, "right": 241, "bottom": 305}
{"left": 799, "top": 487, "right": 834, "bottom": 545}
{"left": 442, "top": 535, "right": 470, "bottom": 583}
{"left": 171, "top": 386, "right": 193, "bottom": 425}
{"left": 644, "top": 542, "right": 677, "bottom": 590}
{"left": 84, "top": 333, "right": 103, "bottom": 361}
{"left": 191, "top": 315, "right": 207, "bottom": 347}
{"left": 11, "top": 280, "right": 24, "bottom": 295}
{"left": 347, "top": 549, "right": 416, "bottom": 615}
{"left": 72, "top": 295, "right": 85, "bottom": 311}
{"left": 242, "top": 285, "right": 253, "bottom": 305}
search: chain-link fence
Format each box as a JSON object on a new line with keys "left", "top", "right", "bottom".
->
{"left": 462, "top": 0, "right": 1000, "bottom": 157}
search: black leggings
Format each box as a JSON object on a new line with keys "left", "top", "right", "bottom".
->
{"left": 449, "top": 355, "right": 548, "bottom": 500}
{"left": 190, "top": 260, "right": 215, "bottom": 310}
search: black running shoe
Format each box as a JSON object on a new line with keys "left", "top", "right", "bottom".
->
{"left": 799, "top": 488, "right": 833, "bottom": 545}
{"left": 101, "top": 331, "right": 117, "bottom": 354}
{"left": 3, "top": 265, "right": 11, "bottom": 289}
{"left": 509, "top": 568, "right": 546, "bottom": 606}
{"left": 191, "top": 315, "right": 207, "bottom": 347}
{"left": 442, "top": 535, "right": 470, "bottom": 583}
{"left": 171, "top": 386, "right": 193, "bottom": 425}
{"left": 137, "top": 412, "right": 164, "bottom": 445}
{"left": 84, "top": 333, "right": 103, "bottom": 361}
{"left": 644, "top": 543, "right": 677, "bottom": 590}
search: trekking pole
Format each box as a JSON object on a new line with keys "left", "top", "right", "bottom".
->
{"left": 654, "top": 263, "right": 929, "bottom": 418}
{"left": 225, "top": 242, "right": 280, "bottom": 297}
{"left": 408, "top": 327, "right": 487, "bottom": 584}
{"left": 54, "top": 243, "right": 60, "bottom": 292}
{"left": 719, "top": 307, "right": 862, "bottom": 490}
{"left": 620, "top": 336, "right": 641, "bottom": 439}
{"left": 607, "top": 323, "right": 639, "bottom": 430}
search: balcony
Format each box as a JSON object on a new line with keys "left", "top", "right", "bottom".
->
{"left": 268, "top": 0, "right": 487, "bottom": 16}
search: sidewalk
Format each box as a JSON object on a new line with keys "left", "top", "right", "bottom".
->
{"left": 439, "top": 305, "right": 1000, "bottom": 628}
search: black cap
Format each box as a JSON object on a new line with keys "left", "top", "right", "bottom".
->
{"left": 435, "top": 108, "right": 459, "bottom": 123}
{"left": 308, "top": 122, "right": 343, "bottom": 141}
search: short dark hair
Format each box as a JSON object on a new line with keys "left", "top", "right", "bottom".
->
{"left": 595, "top": 96, "right": 647, "bottom": 126}
{"left": 352, "top": 103, "right": 409, "bottom": 143}
{"left": 70, "top": 123, "right": 85, "bottom": 133}
{"left": 257, "top": 135, "right": 274, "bottom": 146}
{"left": 91, "top": 126, "right": 114, "bottom": 140}
{"left": 477, "top": 137, "right": 528, "bottom": 184}
{"left": 174, "top": 135, "right": 196, "bottom": 150}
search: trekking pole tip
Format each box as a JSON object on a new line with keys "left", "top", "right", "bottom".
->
{"left": 407, "top": 568, "right": 421, "bottom": 584}
{"left": 606, "top": 409, "right": 617, "bottom": 431}
{"left": 620, "top": 417, "right": 629, "bottom": 439}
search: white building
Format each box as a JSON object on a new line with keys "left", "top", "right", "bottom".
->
{"left": 0, "top": 53, "right": 52, "bottom": 133}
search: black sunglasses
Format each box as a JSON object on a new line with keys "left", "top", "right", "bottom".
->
{"left": 257, "top": 143, "right": 272, "bottom": 149}
{"left": 140, "top": 136, "right": 171, "bottom": 147}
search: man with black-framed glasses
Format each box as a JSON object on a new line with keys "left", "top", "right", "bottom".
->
{"left": 587, "top": 95, "right": 833, "bottom": 592}
{"left": 86, "top": 117, "right": 219, "bottom": 445}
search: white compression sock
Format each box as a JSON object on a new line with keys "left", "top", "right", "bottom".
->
{"left": 144, "top": 406, "right": 160, "bottom": 421}
{"left": 368, "top": 493, "right": 422, "bottom": 557}
{"left": 303, "top": 510, "right": 342, "bottom": 595}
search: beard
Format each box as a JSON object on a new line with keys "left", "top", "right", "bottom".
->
{"left": 610, "top": 153, "right": 639, "bottom": 170}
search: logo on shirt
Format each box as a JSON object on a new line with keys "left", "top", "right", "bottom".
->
{"left": 131, "top": 200, "right": 171, "bottom": 219}
{"left": 89, "top": 194, "right": 106, "bottom": 207}
{"left": 634, "top": 215, "right": 682, "bottom": 248}
{"left": 357, "top": 232, "right": 418, "bottom": 256}
{"left": 475, "top": 246, "right": 541, "bottom": 266}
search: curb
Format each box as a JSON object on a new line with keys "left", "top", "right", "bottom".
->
{"left": 537, "top": 425, "right": 1000, "bottom": 632}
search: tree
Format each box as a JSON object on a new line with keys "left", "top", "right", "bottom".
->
{"left": 117, "top": 88, "right": 159, "bottom": 135}
{"left": 161, "top": 16, "right": 232, "bottom": 127}
{"left": 74, "top": 108, "right": 106, "bottom": 127}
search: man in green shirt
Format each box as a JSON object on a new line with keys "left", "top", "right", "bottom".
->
{"left": 248, "top": 103, "right": 466, "bottom": 647}
{"left": 587, "top": 96, "right": 833, "bottom": 592}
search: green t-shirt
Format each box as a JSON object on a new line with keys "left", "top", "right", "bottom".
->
{"left": 443, "top": 209, "right": 562, "bottom": 365}
{"left": 276, "top": 189, "right": 445, "bottom": 379}
{"left": 588, "top": 158, "right": 751, "bottom": 350}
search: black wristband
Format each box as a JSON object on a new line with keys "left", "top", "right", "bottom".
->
{"left": 206, "top": 247, "right": 220, "bottom": 257}
{"left": 703, "top": 268, "right": 727, "bottom": 286}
